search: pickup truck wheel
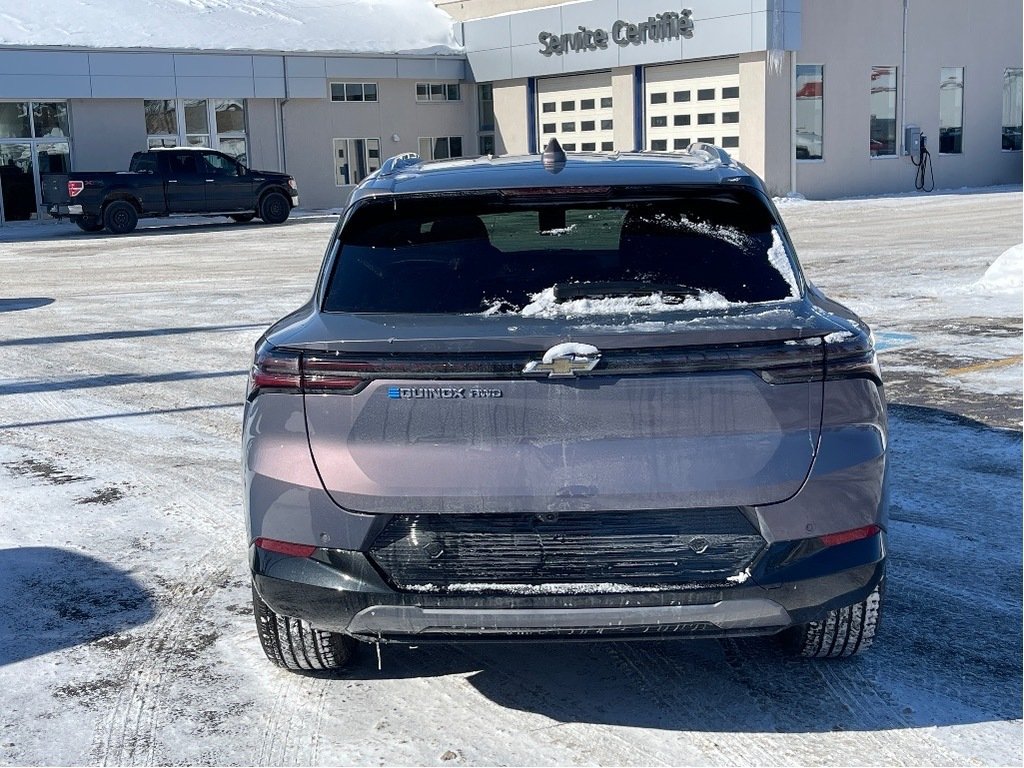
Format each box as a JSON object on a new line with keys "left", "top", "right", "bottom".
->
{"left": 252, "top": 580, "right": 357, "bottom": 672}
{"left": 103, "top": 201, "right": 138, "bottom": 235}
{"left": 75, "top": 215, "right": 104, "bottom": 233}
{"left": 230, "top": 213, "right": 255, "bottom": 223}
{"left": 259, "top": 192, "right": 290, "bottom": 225}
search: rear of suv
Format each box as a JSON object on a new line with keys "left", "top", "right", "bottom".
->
{"left": 244, "top": 142, "right": 887, "bottom": 671}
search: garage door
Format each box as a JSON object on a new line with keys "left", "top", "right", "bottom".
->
{"left": 537, "top": 73, "right": 614, "bottom": 153}
{"left": 645, "top": 58, "right": 741, "bottom": 159}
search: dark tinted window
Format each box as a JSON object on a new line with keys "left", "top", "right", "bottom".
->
{"left": 722, "top": 86, "right": 740, "bottom": 99}
{"left": 673, "top": 90, "right": 691, "bottom": 102}
{"left": 651, "top": 116, "right": 667, "bottom": 127}
{"left": 650, "top": 92, "right": 667, "bottom": 104}
{"left": 674, "top": 114, "right": 691, "bottom": 126}
{"left": 581, "top": 99, "right": 595, "bottom": 109}
{"left": 698, "top": 88, "right": 715, "bottom": 100}
{"left": 324, "top": 192, "right": 792, "bottom": 313}
{"left": 167, "top": 154, "right": 199, "bottom": 175}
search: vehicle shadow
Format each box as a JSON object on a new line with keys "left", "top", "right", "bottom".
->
{"left": 0, "top": 297, "right": 54, "bottom": 313}
{"left": 336, "top": 404, "right": 1022, "bottom": 733}
{"left": 0, "top": 547, "right": 156, "bottom": 667}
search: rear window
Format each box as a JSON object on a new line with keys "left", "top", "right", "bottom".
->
{"left": 324, "top": 191, "right": 799, "bottom": 314}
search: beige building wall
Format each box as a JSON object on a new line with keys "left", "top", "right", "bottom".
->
{"left": 611, "top": 66, "right": 638, "bottom": 151}
{"left": 282, "top": 79, "right": 475, "bottom": 209}
{"left": 795, "top": 0, "right": 1022, "bottom": 198}
{"left": 739, "top": 51, "right": 794, "bottom": 197}
{"left": 492, "top": 79, "right": 529, "bottom": 153}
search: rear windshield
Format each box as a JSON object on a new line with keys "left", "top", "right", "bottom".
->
{"left": 323, "top": 190, "right": 799, "bottom": 315}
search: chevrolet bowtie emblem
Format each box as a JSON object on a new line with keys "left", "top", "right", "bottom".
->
{"left": 523, "top": 342, "right": 601, "bottom": 378}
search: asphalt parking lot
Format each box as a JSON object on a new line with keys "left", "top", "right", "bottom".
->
{"left": 0, "top": 188, "right": 1020, "bottom": 766}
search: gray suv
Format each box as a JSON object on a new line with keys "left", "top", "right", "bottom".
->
{"left": 244, "top": 141, "right": 887, "bottom": 671}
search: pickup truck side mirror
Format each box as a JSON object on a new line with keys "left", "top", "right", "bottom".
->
{"left": 237, "top": 163, "right": 248, "bottom": 176}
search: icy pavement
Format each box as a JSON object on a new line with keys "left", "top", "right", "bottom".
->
{"left": 0, "top": 189, "right": 1021, "bottom": 765}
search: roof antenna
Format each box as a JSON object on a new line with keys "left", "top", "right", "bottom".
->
{"left": 542, "top": 137, "right": 567, "bottom": 174}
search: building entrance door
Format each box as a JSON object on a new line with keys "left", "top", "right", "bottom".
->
{"left": 0, "top": 140, "right": 72, "bottom": 223}
{"left": 0, "top": 143, "right": 36, "bottom": 222}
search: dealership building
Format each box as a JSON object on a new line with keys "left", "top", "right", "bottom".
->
{"left": 0, "top": 0, "right": 1020, "bottom": 224}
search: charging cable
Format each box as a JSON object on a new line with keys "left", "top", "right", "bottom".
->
{"left": 912, "top": 134, "right": 934, "bottom": 192}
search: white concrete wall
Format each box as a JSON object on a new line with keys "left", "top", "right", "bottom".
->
{"left": 794, "top": 0, "right": 1023, "bottom": 198}
{"left": 492, "top": 78, "right": 529, "bottom": 153}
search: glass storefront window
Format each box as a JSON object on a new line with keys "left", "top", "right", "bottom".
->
{"left": 1003, "top": 68, "right": 1022, "bottom": 151}
{"left": 184, "top": 100, "right": 209, "bottom": 134}
{"left": 869, "top": 66, "right": 898, "bottom": 157}
{"left": 795, "top": 64, "right": 823, "bottom": 160}
{"left": 938, "top": 67, "right": 964, "bottom": 154}
{"left": 218, "top": 137, "right": 247, "bottom": 163}
{"left": 214, "top": 99, "right": 245, "bottom": 133}
{"left": 0, "top": 102, "right": 31, "bottom": 139}
{"left": 32, "top": 103, "right": 69, "bottom": 137}
{"left": 144, "top": 100, "right": 177, "bottom": 135}
{"left": 36, "top": 142, "right": 70, "bottom": 174}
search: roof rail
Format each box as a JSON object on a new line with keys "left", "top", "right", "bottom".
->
{"left": 686, "top": 142, "right": 734, "bottom": 166}
{"left": 377, "top": 152, "right": 420, "bottom": 177}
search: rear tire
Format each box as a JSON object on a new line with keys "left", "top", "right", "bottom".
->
{"left": 75, "top": 215, "right": 104, "bottom": 233}
{"left": 251, "top": 580, "right": 357, "bottom": 672}
{"left": 780, "top": 583, "right": 883, "bottom": 658}
{"left": 102, "top": 200, "right": 138, "bottom": 234}
{"left": 258, "top": 191, "right": 290, "bottom": 225}
{"left": 229, "top": 213, "right": 255, "bottom": 223}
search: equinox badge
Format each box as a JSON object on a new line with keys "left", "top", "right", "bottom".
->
{"left": 523, "top": 342, "right": 601, "bottom": 378}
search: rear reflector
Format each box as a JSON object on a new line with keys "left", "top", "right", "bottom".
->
{"left": 68, "top": 180, "right": 85, "bottom": 198}
{"left": 819, "top": 524, "right": 881, "bottom": 547}
{"left": 253, "top": 537, "right": 316, "bottom": 558}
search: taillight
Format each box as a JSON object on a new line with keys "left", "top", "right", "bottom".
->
{"left": 248, "top": 344, "right": 301, "bottom": 398}
{"left": 301, "top": 356, "right": 374, "bottom": 393}
{"left": 825, "top": 331, "right": 882, "bottom": 384}
{"left": 819, "top": 524, "right": 881, "bottom": 547}
{"left": 287, "top": 177, "right": 297, "bottom": 190}
{"left": 247, "top": 343, "right": 373, "bottom": 399}
{"left": 67, "top": 180, "right": 84, "bottom": 198}
{"left": 253, "top": 537, "right": 316, "bottom": 558}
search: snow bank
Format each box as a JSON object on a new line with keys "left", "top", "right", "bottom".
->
{"left": 972, "top": 244, "right": 1023, "bottom": 294}
{"left": 0, "top": 0, "right": 461, "bottom": 54}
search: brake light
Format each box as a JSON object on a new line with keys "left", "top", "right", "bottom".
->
{"left": 68, "top": 180, "right": 84, "bottom": 197}
{"left": 248, "top": 345, "right": 301, "bottom": 398}
{"left": 301, "top": 356, "right": 374, "bottom": 392}
{"left": 247, "top": 343, "right": 374, "bottom": 399}
{"left": 253, "top": 537, "right": 316, "bottom": 558}
{"left": 819, "top": 524, "right": 881, "bottom": 547}
{"left": 287, "top": 177, "right": 297, "bottom": 190}
{"left": 825, "top": 331, "right": 882, "bottom": 384}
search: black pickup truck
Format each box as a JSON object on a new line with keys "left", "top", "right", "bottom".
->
{"left": 42, "top": 148, "right": 298, "bottom": 234}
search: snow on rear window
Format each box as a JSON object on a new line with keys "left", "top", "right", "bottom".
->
{"left": 515, "top": 286, "right": 736, "bottom": 319}
{"left": 768, "top": 228, "right": 801, "bottom": 297}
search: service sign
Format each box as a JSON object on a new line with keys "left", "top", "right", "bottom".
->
{"left": 538, "top": 10, "right": 694, "bottom": 56}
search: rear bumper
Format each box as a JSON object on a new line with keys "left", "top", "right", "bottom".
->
{"left": 251, "top": 532, "right": 886, "bottom": 643}
{"left": 46, "top": 204, "right": 84, "bottom": 217}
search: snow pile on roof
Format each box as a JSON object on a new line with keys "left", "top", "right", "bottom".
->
{"left": 972, "top": 244, "right": 1022, "bottom": 294}
{"left": 0, "top": 0, "right": 461, "bottom": 54}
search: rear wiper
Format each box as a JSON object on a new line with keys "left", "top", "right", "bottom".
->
{"left": 553, "top": 281, "right": 699, "bottom": 301}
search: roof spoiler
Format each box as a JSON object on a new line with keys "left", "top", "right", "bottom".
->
{"left": 377, "top": 152, "right": 420, "bottom": 177}
{"left": 686, "top": 142, "right": 734, "bottom": 166}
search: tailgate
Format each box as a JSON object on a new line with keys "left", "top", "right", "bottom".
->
{"left": 40, "top": 174, "right": 69, "bottom": 205}
{"left": 303, "top": 341, "right": 824, "bottom": 514}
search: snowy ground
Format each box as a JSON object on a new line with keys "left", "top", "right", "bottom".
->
{"left": 0, "top": 188, "right": 1020, "bottom": 766}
